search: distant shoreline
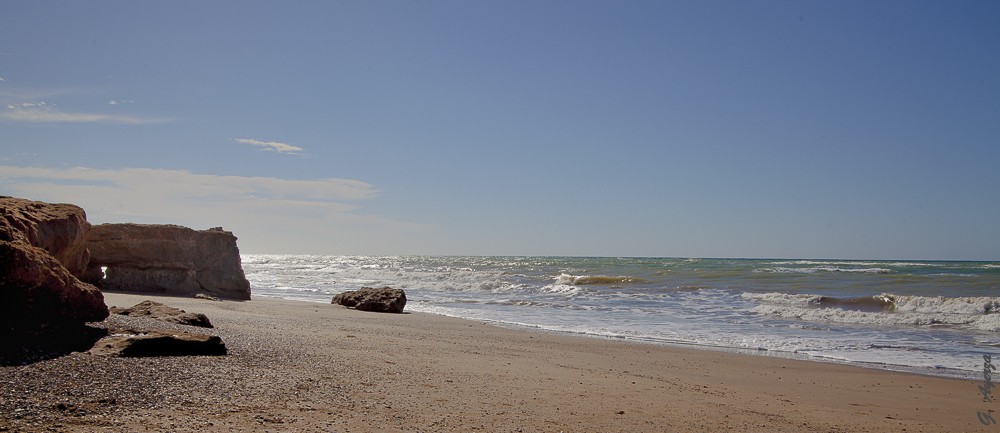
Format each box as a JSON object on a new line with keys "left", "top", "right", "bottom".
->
{"left": 241, "top": 253, "right": 1000, "bottom": 263}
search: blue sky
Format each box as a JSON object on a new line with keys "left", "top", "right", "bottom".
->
{"left": 1, "top": 1, "right": 998, "bottom": 259}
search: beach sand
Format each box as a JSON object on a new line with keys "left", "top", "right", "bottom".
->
{"left": 1, "top": 292, "right": 992, "bottom": 432}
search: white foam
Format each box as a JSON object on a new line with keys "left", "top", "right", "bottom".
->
{"left": 767, "top": 260, "right": 878, "bottom": 266}
{"left": 899, "top": 294, "right": 999, "bottom": 313}
{"left": 765, "top": 260, "right": 947, "bottom": 268}
{"left": 540, "top": 284, "right": 583, "bottom": 296}
{"left": 756, "top": 266, "right": 893, "bottom": 274}
{"left": 741, "top": 292, "right": 822, "bottom": 305}
{"left": 747, "top": 294, "right": 1000, "bottom": 331}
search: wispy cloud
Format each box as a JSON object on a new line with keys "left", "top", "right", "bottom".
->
{"left": 0, "top": 166, "right": 375, "bottom": 203}
{"left": 233, "top": 138, "right": 305, "bottom": 154}
{"left": 107, "top": 99, "right": 134, "bottom": 105}
{"left": 0, "top": 86, "right": 81, "bottom": 102}
{"left": 1, "top": 102, "right": 170, "bottom": 124}
{"left": 8, "top": 101, "right": 45, "bottom": 108}
{"left": 0, "top": 165, "right": 421, "bottom": 253}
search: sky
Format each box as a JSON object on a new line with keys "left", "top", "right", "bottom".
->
{"left": 1, "top": 1, "right": 998, "bottom": 260}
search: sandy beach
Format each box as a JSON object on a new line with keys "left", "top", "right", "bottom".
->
{"left": 1, "top": 292, "right": 992, "bottom": 432}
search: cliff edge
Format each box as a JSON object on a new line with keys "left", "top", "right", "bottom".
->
{"left": 84, "top": 223, "right": 251, "bottom": 300}
{"left": 0, "top": 197, "right": 109, "bottom": 361}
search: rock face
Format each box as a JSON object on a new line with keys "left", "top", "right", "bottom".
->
{"left": 0, "top": 196, "right": 92, "bottom": 276}
{"left": 0, "top": 197, "right": 109, "bottom": 363}
{"left": 0, "top": 197, "right": 109, "bottom": 337}
{"left": 333, "top": 287, "right": 407, "bottom": 313}
{"left": 110, "top": 300, "right": 213, "bottom": 328}
{"left": 88, "top": 329, "right": 227, "bottom": 357}
{"left": 84, "top": 224, "right": 251, "bottom": 300}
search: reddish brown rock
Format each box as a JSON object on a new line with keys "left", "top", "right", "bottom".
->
{"left": 0, "top": 238, "right": 108, "bottom": 327}
{"left": 0, "top": 196, "right": 92, "bottom": 276}
{"left": 85, "top": 224, "right": 251, "bottom": 300}
{"left": 0, "top": 197, "right": 109, "bottom": 362}
{"left": 333, "top": 287, "right": 407, "bottom": 313}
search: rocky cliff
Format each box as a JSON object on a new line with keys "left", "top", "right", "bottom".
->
{"left": 85, "top": 224, "right": 251, "bottom": 300}
{"left": 0, "top": 197, "right": 109, "bottom": 356}
{"left": 0, "top": 197, "right": 92, "bottom": 276}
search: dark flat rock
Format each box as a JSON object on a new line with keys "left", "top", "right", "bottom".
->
{"left": 88, "top": 329, "right": 227, "bottom": 357}
{"left": 110, "top": 300, "right": 213, "bottom": 328}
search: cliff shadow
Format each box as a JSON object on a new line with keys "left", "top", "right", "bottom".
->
{"left": 0, "top": 324, "right": 108, "bottom": 366}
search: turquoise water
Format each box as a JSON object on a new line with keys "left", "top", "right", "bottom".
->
{"left": 242, "top": 255, "right": 1000, "bottom": 378}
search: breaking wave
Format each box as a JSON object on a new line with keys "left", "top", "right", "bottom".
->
{"left": 554, "top": 273, "right": 648, "bottom": 286}
{"left": 814, "top": 295, "right": 895, "bottom": 312}
{"left": 756, "top": 266, "right": 893, "bottom": 274}
{"left": 743, "top": 292, "right": 1000, "bottom": 332}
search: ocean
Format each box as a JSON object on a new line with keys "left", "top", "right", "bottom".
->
{"left": 242, "top": 255, "right": 1000, "bottom": 379}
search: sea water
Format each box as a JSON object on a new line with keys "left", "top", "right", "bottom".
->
{"left": 242, "top": 255, "right": 1000, "bottom": 379}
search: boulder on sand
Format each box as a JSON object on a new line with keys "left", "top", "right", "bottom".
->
{"left": 333, "top": 287, "right": 407, "bottom": 314}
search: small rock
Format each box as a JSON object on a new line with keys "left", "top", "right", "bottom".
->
{"left": 332, "top": 287, "right": 407, "bottom": 314}
{"left": 110, "top": 300, "right": 213, "bottom": 328}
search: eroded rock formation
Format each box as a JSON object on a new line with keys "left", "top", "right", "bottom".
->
{"left": 333, "top": 286, "right": 407, "bottom": 313}
{"left": 0, "top": 197, "right": 109, "bottom": 362}
{"left": 85, "top": 224, "right": 251, "bottom": 300}
{"left": 0, "top": 196, "right": 92, "bottom": 276}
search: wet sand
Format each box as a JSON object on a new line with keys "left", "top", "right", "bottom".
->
{"left": 1, "top": 292, "right": 992, "bottom": 432}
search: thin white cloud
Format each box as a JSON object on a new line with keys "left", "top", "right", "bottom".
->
{"left": 0, "top": 166, "right": 375, "bottom": 202}
{"left": 0, "top": 86, "right": 80, "bottom": 102}
{"left": 8, "top": 101, "right": 47, "bottom": 108}
{"left": 108, "top": 99, "right": 134, "bottom": 105}
{"left": 0, "top": 165, "right": 427, "bottom": 253}
{"left": 1, "top": 103, "right": 170, "bottom": 124}
{"left": 0, "top": 76, "right": 6, "bottom": 82}
{"left": 233, "top": 138, "right": 305, "bottom": 154}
